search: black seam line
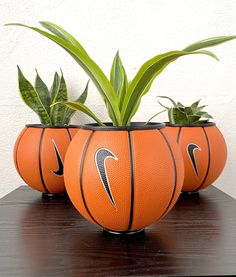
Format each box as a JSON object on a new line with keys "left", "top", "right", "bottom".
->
{"left": 39, "top": 128, "right": 49, "bottom": 193}
{"left": 127, "top": 131, "right": 135, "bottom": 231}
{"left": 159, "top": 130, "right": 177, "bottom": 218}
{"left": 66, "top": 128, "right": 72, "bottom": 141}
{"left": 194, "top": 127, "right": 211, "bottom": 191}
{"left": 80, "top": 131, "right": 102, "bottom": 227}
{"left": 177, "top": 127, "right": 182, "bottom": 144}
{"left": 15, "top": 128, "right": 28, "bottom": 182}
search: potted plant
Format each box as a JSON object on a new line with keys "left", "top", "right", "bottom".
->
{"left": 156, "top": 97, "right": 227, "bottom": 193}
{"left": 14, "top": 67, "right": 88, "bottom": 195}
{"left": 8, "top": 22, "right": 235, "bottom": 233}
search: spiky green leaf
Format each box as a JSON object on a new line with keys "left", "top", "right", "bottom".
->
{"left": 17, "top": 66, "right": 51, "bottom": 125}
{"left": 63, "top": 80, "right": 89, "bottom": 124}
{"left": 191, "top": 99, "right": 201, "bottom": 111}
{"left": 196, "top": 111, "right": 213, "bottom": 119}
{"left": 188, "top": 115, "right": 201, "bottom": 124}
{"left": 35, "top": 70, "right": 51, "bottom": 114}
{"left": 177, "top": 101, "right": 185, "bottom": 108}
{"left": 50, "top": 72, "right": 60, "bottom": 101}
{"left": 50, "top": 73, "right": 68, "bottom": 125}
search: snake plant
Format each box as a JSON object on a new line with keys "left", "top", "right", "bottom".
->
{"left": 18, "top": 66, "right": 88, "bottom": 125}
{"left": 158, "top": 96, "right": 212, "bottom": 124}
{"left": 7, "top": 22, "right": 236, "bottom": 126}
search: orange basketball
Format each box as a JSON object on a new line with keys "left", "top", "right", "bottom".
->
{"left": 13, "top": 124, "right": 79, "bottom": 194}
{"left": 64, "top": 123, "right": 184, "bottom": 234}
{"left": 164, "top": 123, "right": 227, "bottom": 192}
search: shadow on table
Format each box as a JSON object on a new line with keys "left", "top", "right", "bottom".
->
{"left": 17, "top": 189, "right": 223, "bottom": 275}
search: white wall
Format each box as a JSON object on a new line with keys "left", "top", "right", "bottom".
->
{"left": 0, "top": 0, "right": 236, "bottom": 198}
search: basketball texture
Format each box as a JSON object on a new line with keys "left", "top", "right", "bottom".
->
{"left": 64, "top": 124, "right": 184, "bottom": 232}
{"left": 164, "top": 123, "right": 227, "bottom": 192}
{"left": 14, "top": 125, "right": 79, "bottom": 194}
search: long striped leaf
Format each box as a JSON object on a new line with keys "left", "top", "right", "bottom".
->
{"left": 110, "top": 51, "right": 128, "bottom": 108}
{"left": 39, "top": 21, "right": 89, "bottom": 56}
{"left": 18, "top": 66, "right": 51, "bottom": 125}
{"left": 54, "top": 101, "right": 105, "bottom": 126}
{"left": 183, "top": 36, "right": 236, "bottom": 52}
{"left": 139, "top": 50, "right": 218, "bottom": 101}
{"left": 121, "top": 50, "right": 218, "bottom": 125}
{"left": 6, "top": 23, "right": 121, "bottom": 125}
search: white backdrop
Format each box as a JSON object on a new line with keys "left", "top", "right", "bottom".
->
{"left": 0, "top": 0, "right": 236, "bottom": 198}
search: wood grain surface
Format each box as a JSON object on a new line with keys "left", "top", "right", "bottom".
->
{"left": 0, "top": 186, "right": 235, "bottom": 276}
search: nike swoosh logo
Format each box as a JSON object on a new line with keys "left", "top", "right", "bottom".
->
{"left": 187, "top": 143, "right": 201, "bottom": 177}
{"left": 51, "top": 139, "right": 64, "bottom": 176}
{"left": 95, "top": 148, "right": 118, "bottom": 208}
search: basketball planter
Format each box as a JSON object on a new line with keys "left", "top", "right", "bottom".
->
{"left": 10, "top": 22, "right": 235, "bottom": 231}
{"left": 64, "top": 123, "right": 184, "bottom": 234}
{"left": 158, "top": 97, "right": 227, "bottom": 193}
{"left": 13, "top": 68, "right": 88, "bottom": 194}
{"left": 164, "top": 122, "right": 227, "bottom": 193}
{"left": 14, "top": 125, "right": 79, "bottom": 194}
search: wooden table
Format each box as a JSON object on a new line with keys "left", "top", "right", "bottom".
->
{"left": 0, "top": 186, "right": 235, "bottom": 276}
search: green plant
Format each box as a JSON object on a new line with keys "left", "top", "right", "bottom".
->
{"left": 7, "top": 22, "right": 236, "bottom": 126}
{"left": 17, "top": 66, "right": 88, "bottom": 125}
{"left": 157, "top": 96, "right": 213, "bottom": 124}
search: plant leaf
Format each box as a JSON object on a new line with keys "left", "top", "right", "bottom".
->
{"left": 197, "top": 105, "right": 208, "bottom": 111}
{"left": 183, "top": 36, "right": 236, "bottom": 52}
{"left": 145, "top": 109, "right": 165, "bottom": 125}
{"left": 39, "top": 21, "right": 89, "bottom": 56}
{"left": 188, "top": 115, "right": 201, "bottom": 124}
{"left": 55, "top": 101, "right": 105, "bottom": 126}
{"left": 177, "top": 101, "right": 185, "bottom": 108}
{"left": 50, "top": 72, "right": 68, "bottom": 125}
{"left": 193, "top": 50, "right": 219, "bottom": 61}
{"left": 77, "top": 80, "right": 89, "bottom": 104}
{"left": 196, "top": 111, "right": 213, "bottom": 119}
{"left": 110, "top": 51, "right": 128, "bottom": 108}
{"left": 168, "top": 108, "right": 176, "bottom": 124}
{"left": 121, "top": 50, "right": 217, "bottom": 125}
{"left": 158, "top": 96, "right": 177, "bottom": 106}
{"left": 157, "top": 100, "right": 169, "bottom": 110}
{"left": 168, "top": 106, "right": 189, "bottom": 124}
{"left": 50, "top": 72, "right": 60, "bottom": 101}
{"left": 191, "top": 99, "right": 201, "bottom": 111}
{"left": 63, "top": 80, "right": 89, "bottom": 125}
{"left": 17, "top": 66, "right": 51, "bottom": 125}
{"left": 6, "top": 23, "right": 121, "bottom": 126}
{"left": 35, "top": 70, "right": 51, "bottom": 114}
{"left": 184, "top": 106, "right": 193, "bottom": 114}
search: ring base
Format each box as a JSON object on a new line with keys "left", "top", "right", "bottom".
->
{"left": 103, "top": 228, "right": 145, "bottom": 235}
{"left": 42, "top": 192, "right": 68, "bottom": 199}
{"left": 182, "top": 191, "right": 200, "bottom": 195}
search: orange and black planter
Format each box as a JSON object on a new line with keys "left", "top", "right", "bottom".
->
{"left": 164, "top": 122, "right": 227, "bottom": 193}
{"left": 13, "top": 124, "right": 79, "bottom": 195}
{"left": 64, "top": 122, "right": 184, "bottom": 234}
